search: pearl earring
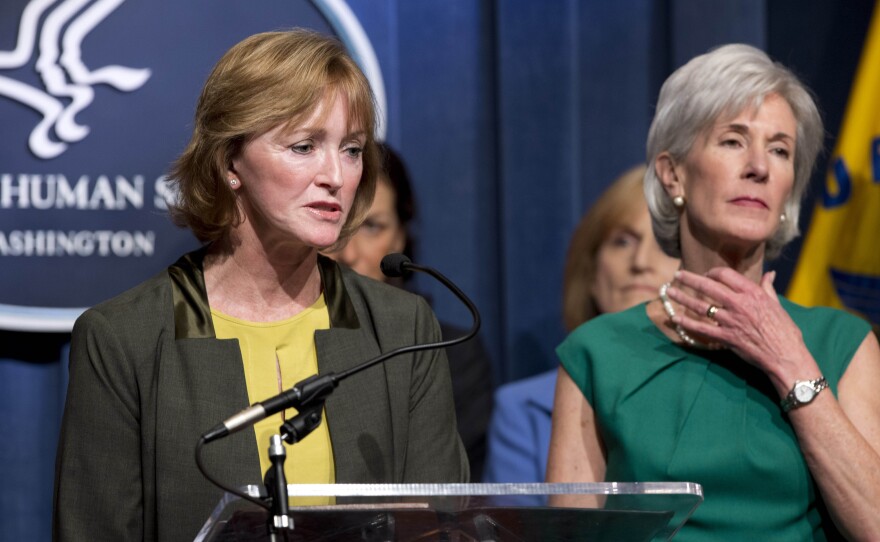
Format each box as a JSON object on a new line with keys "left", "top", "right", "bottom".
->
{"left": 229, "top": 178, "right": 239, "bottom": 187}
{"left": 780, "top": 213, "right": 787, "bottom": 222}
{"left": 673, "top": 195, "right": 686, "bottom": 209}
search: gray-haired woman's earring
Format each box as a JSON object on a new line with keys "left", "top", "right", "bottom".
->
{"left": 780, "top": 213, "right": 787, "bottom": 222}
{"left": 673, "top": 195, "right": 686, "bottom": 209}
{"left": 229, "top": 178, "right": 239, "bottom": 188}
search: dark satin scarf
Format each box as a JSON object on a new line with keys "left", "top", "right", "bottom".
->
{"left": 167, "top": 247, "right": 360, "bottom": 339}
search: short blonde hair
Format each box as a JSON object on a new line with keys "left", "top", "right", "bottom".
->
{"left": 562, "top": 165, "right": 647, "bottom": 331}
{"left": 644, "top": 44, "right": 823, "bottom": 259}
{"left": 169, "top": 29, "right": 379, "bottom": 248}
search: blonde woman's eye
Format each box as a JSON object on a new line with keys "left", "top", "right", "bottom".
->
{"left": 290, "top": 143, "right": 313, "bottom": 154}
{"left": 344, "top": 145, "right": 363, "bottom": 158}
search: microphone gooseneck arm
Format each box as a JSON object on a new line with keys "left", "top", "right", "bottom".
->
{"left": 336, "top": 253, "right": 482, "bottom": 381}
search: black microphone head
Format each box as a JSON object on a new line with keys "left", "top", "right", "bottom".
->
{"left": 381, "top": 253, "right": 412, "bottom": 278}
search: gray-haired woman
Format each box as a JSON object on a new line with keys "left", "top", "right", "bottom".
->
{"left": 547, "top": 44, "right": 880, "bottom": 541}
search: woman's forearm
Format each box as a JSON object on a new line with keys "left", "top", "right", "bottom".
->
{"left": 788, "top": 335, "right": 880, "bottom": 540}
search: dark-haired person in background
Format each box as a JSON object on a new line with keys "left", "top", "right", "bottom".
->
{"left": 548, "top": 44, "right": 880, "bottom": 540}
{"left": 329, "top": 143, "right": 495, "bottom": 480}
{"left": 54, "top": 29, "right": 467, "bottom": 542}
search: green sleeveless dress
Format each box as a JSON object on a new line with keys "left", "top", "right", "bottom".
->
{"left": 557, "top": 297, "right": 869, "bottom": 541}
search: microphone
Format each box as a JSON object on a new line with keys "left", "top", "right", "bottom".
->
{"left": 201, "top": 373, "right": 337, "bottom": 443}
{"left": 200, "top": 254, "right": 481, "bottom": 444}
{"left": 380, "top": 252, "right": 410, "bottom": 277}
{"left": 380, "top": 254, "right": 481, "bottom": 338}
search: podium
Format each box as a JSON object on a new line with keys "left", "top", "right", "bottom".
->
{"left": 194, "top": 482, "right": 702, "bottom": 541}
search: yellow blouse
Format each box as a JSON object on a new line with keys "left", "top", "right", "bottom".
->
{"left": 211, "top": 295, "right": 335, "bottom": 488}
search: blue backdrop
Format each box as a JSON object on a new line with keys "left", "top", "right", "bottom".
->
{"left": 0, "top": 1, "right": 875, "bottom": 539}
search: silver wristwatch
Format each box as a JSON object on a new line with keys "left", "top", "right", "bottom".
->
{"left": 780, "top": 376, "right": 827, "bottom": 412}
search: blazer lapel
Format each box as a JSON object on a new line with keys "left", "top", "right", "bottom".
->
{"left": 158, "top": 337, "right": 262, "bottom": 484}
{"left": 161, "top": 248, "right": 262, "bottom": 488}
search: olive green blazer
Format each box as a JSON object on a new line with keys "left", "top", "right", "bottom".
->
{"left": 54, "top": 250, "right": 468, "bottom": 542}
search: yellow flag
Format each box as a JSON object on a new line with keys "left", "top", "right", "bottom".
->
{"left": 787, "top": 2, "right": 880, "bottom": 326}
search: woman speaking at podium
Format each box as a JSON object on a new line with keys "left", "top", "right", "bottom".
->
{"left": 54, "top": 29, "right": 467, "bottom": 542}
{"left": 547, "top": 44, "right": 880, "bottom": 540}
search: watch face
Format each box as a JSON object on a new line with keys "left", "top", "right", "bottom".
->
{"left": 794, "top": 382, "right": 815, "bottom": 403}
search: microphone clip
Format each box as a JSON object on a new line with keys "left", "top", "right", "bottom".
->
{"left": 279, "top": 373, "right": 337, "bottom": 444}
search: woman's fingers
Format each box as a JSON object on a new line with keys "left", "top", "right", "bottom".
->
{"left": 675, "top": 269, "right": 735, "bottom": 306}
{"left": 666, "top": 284, "right": 724, "bottom": 321}
{"left": 670, "top": 311, "right": 728, "bottom": 342}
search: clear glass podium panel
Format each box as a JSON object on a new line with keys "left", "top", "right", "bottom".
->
{"left": 196, "top": 482, "right": 703, "bottom": 542}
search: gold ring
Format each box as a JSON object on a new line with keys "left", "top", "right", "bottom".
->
{"left": 706, "top": 304, "right": 719, "bottom": 319}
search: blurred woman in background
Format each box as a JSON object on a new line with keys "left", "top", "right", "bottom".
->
{"left": 482, "top": 165, "right": 679, "bottom": 487}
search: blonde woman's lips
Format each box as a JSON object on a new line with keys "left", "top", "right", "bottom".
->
{"left": 307, "top": 201, "right": 342, "bottom": 221}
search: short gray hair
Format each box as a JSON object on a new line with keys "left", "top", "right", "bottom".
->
{"left": 644, "top": 43, "right": 823, "bottom": 259}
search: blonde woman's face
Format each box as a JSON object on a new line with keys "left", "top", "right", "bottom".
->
{"left": 591, "top": 202, "right": 679, "bottom": 314}
{"left": 229, "top": 92, "right": 365, "bottom": 250}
